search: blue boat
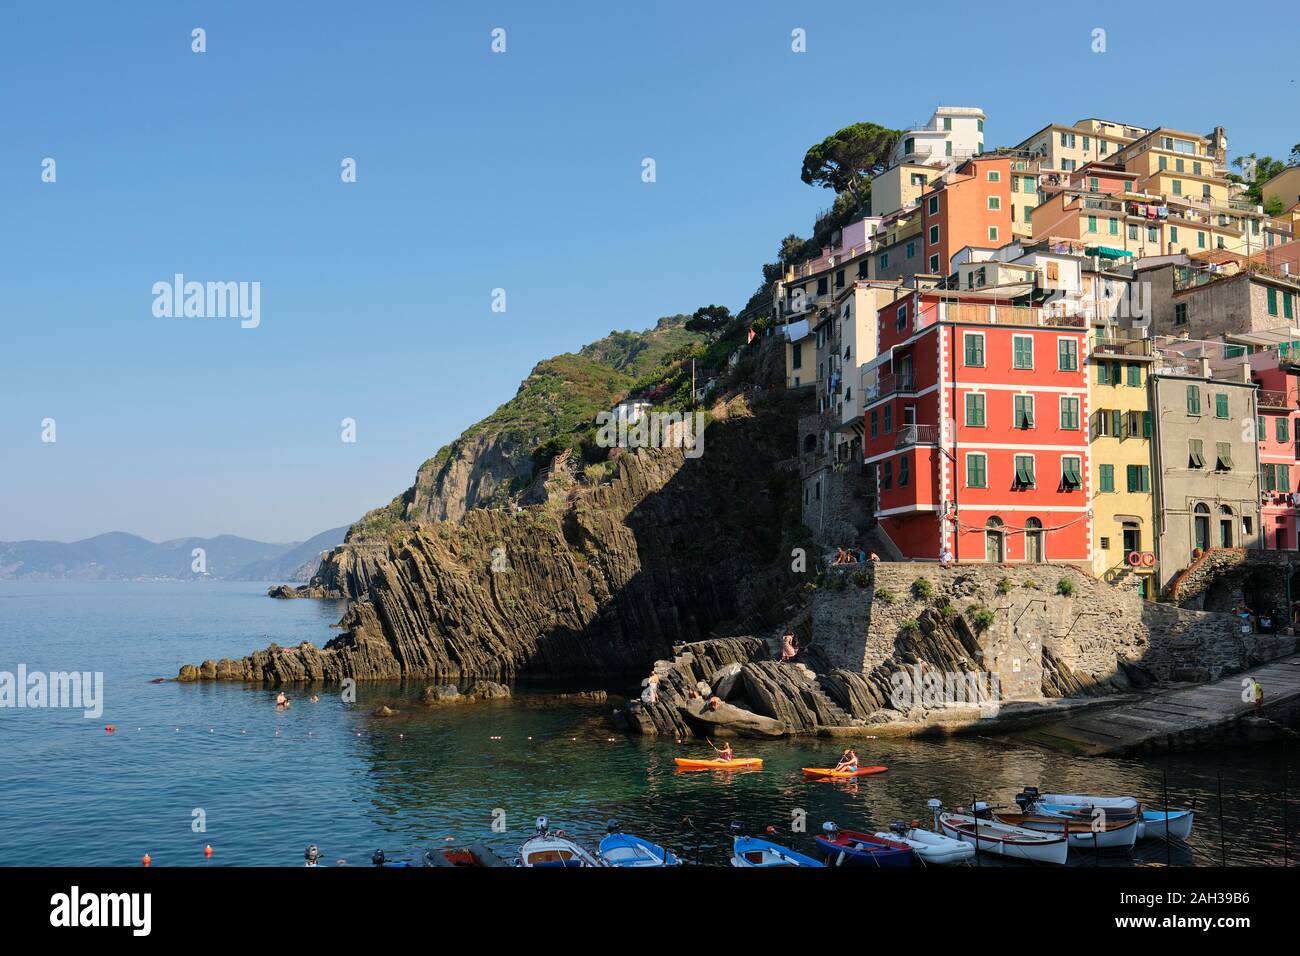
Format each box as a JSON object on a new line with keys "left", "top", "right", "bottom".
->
{"left": 599, "top": 822, "right": 681, "bottom": 867}
{"left": 731, "top": 835, "right": 824, "bottom": 867}
{"left": 814, "top": 823, "right": 912, "bottom": 867}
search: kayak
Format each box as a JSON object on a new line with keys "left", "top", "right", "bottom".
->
{"left": 731, "top": 835, "right": 823, "bottom": 868}
{"left": 815, "top": 826, "right": 911, "bottom": 867}
{"left": 939, "top": 811, "right": 1069, "bottom": 865}
{"left": 674, "top": 757, "right": 763, "bottom": 770}
{"left": 802, "top": 766, "right": 888, "bottom": 779}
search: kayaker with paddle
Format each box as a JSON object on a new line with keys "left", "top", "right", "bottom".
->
{"left": 833, "top": 749, "right": 859, "bottom": 774}
{"left": 710, "top": 739, "right": 734, "bottom": 762}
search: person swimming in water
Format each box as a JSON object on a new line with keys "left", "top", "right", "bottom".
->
{"left": 276, "top": 691, "right": 289, "bottom": 708}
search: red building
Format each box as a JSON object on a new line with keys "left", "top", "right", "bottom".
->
{"left": 862, "top": 288, "right": 1091, "bottom": 563}
{"left": 1252, "top": 357, "right": 1300, "bottom": 551}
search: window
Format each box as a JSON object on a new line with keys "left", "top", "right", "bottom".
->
{"left": 928, "top": 196, "right": 939, "bottom": 215}
{"left": 1278, "top": 417, "right": 1291, "bottom": 444}
{"left": 1197, "top": 232, "right": 1205, "bottom": 249}
{"left": 1014, "top": 394, "right": 1035, "bottom": 429}
{"left": 869, "top": 409, "right": 878, "bottom": 438}
{"left": 1215, "top": 393, "right": 1229, "bottom": 419}
{"left": 1059, "top": 338, "right": 1078, "bottom": 370}
{"left": 879, "top": 253, "right": 889, "bottom": 270}
{"left": 905, "top": 241, "right": 915, "bottom": 259}
{"left": 1099, "top": 463, "right": 1115, "bottom": 492}
{"left": 1011, "top": 177, "right": 1019, "bottom": 193}
{"left": 1060, "top": 396, "right": 1080, "bottom": 430}
{"left": 1089, "top": 177, "right": 1100, "bottom": 192}
{"left": 1013, "top": 455, "right": 1035, "bottom": 488}
{"left": 1088, "top": 215, "right": 1098, "bottom": 233}
{"left": 883, "top": 405, "right": 893, "bottom": 432}
{"left": 1268, "top": 287, "right": 1279, "bottom": 316}
{"left": 1109, "top": 218, "right": 1119, "bottom": 236}
{"left": 928, "top": 224, "right": 940, "bottom": 245}
{"left": 899, "top": 456, "right": 910, "bottom": 486}
{"left": 1189, "top": 438, "right": 1204, "bottom": 468}
{"left": 896, "top": 302, "right": 908, "bottom": 331}
{"left": 965, "top": 392, "right": 986, "bottom": 426}
{"left": 1172, "top": 180, "right": 1182, "bottom": 196}
{"left": 1012, "top": 335, "right": 1034, "bottom": 369}
{"left": 964, "top": 333, "right": 985, "bottom": 367}
{"left": 1257, "top": 415, "right": 1265, "bottom": 440}
{"left": 988, "top": 226, "right": 998, "bottom": 242}
{"left": 1174, "top": 303, "right": 1187, "bottom": 326}
{"left": 987, "top": 170, "right": 1000, "bottom": 182}
{"left": 879, "top": 461, "right": 892, "bottom": 490}
{"left": 1129, "top": 224, "right": 1139, "bottom": 241}
{"left": 943, "top": 117, "right": 952, "bottom": 131}
{"left": 1159, "top": 156, "right": 1168, "bottom": 171}
{"left": 1186, "top": 385, "right": 1201, "bottom": 414}
{"left": 1126, "top": 464, "right": 1151, "bottom": 493}
{"left": 1062, "top": 456, "right": 1082, "bottom": 489}
{"left": 966, "top": 453, "right": 988, "bottom": 488}
{"left": 1096, "top": 361, "right": 1112, "bottom": 385}
{"left": 1148, "top": 226, "right": 1158, "bottom": 243}
{"left": 817, "top": 277, "right": 828, "bottom": 295}
{"left": 1126, "top": 364, "right": 1141, "bottom": 387}
{"left": 910, "top": 173, "right": 926, "bottom": 187}
{"left": 835, "top": 269, "right": 845, "bottom": 288}
{"left": 1215, "top": 441, "right": 1232, "bottom": 471}
{"left": 1046, "top": 261, "right": 1059, "bottom": 282}
{"left": 987, "top": 196, "right": 1001, "bottom": 210}
{"left": 928, "top": 254, "right": 940, "bottom": 273}
{"left": 792, "top": 342, "right": 802, "bottom": 369}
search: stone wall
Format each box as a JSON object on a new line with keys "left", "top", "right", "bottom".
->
{"left": 811, "top": 562, "right": 1288, "bottom": 705}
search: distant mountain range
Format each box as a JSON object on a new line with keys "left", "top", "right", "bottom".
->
{"left": 0, "top": 527, "right": 348, "bottom": 582}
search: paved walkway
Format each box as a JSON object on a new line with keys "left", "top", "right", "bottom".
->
{"left": 1017, "top": 654, "right": 1300, "bottom": 756}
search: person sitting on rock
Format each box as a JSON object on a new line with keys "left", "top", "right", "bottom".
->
{"left": 780, "top": 632, "right": 799, "bottom": 663}
{"left": 834, "top": 749, "right": 859, "bottom": 773}
{"left": 706, "top": 695, "right": 723, "bottom": 711}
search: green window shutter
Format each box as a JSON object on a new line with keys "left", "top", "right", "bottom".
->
{"left": 1187, "top": 385, "right": 1200, "bottom": 414}
{"left": 1278, "top": 417, "right": 1290, "bottom": 443}
{"left": 1286, "top": 293, "right": 1295, "bottom": 321}
{"left": 1140, "top": 466, "right": 1150, "bottom": 493}
{"left": 1126, "top": 364, "right": 1140, "bottom": 387}
{"left": 968, "top": 455, "right": 986, "bottom": 488}
{"left": 1282, "top": 465, "right": 1292, "bottom": 493}
{"left": 1189, "top": 439, "right": 1204, "bottom": 468}
{"left": 1268, "top": 288, "right": 1279, "bottom": 316}
{"left": 1142, "top": 411, "right": 1152, "bottom": 438}
{"left": 1110, "top": 409, "right": 1122, "bottom": 438}
{"left": 1126, "top": 464, "right": 1138, "bottom": 492}
{"left": 1215, "top": 393, "right": 1229, "bottom": 418}
{"left": 1258, "top": 415, "right": 1266, "bottom": 440}
{"left": 1217, "top": 442, "right": 1233, "bottom": 469}
{"left": 1099, "top": 463, "right": 1114, "bottom": 492}
{"left": 1097, "top": 361, "right": 1110, "bottom": 384}
{"left": 1264, "top": 465, "right": 1275, "bottom": 492}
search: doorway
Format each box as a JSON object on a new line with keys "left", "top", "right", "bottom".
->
{"left": 1025, "top": 517, "right": 1044, "bottom": 562}
{"left": 986, "top": 517, "right": 1006, "bottom": 562}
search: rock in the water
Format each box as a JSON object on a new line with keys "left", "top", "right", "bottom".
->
{"left": 679, "top": 697, "right": 786, "bottom": 738}
{"left": 372, "top": 705, "right": 400, "bottom": 717}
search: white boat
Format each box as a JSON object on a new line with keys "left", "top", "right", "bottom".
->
{"left": 1038, "top": 792, "right": 1138, "bottom": 812}
{"left": 1135, "top": 809, "right": 1195, "bottom": 841}
{"left": 875, "top": 812, "right": 975, "bottom": 866}
{"left": 938, "top": 808, "right": 1069, "bottom": 865}
{"left": 517, "top": 817, "right": 604, "bottom": 868}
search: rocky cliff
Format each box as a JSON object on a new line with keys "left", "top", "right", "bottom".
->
{"left": 181, "top": 391, "right": 807, "bottom": 684}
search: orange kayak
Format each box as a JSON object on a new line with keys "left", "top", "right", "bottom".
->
{"left": 673, "top": 757, "right": 763, "bottom": 770}
{"left": 802, "top": 766, "right": 888, "bottom": 779}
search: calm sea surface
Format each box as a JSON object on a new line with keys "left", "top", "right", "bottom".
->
{"left": 0, "top": 581, "right": 1293, "bottom": 866}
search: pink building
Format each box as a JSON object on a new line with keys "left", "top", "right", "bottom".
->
{"left": 1253, "top": 358, "right": 1300, "bottom": 550}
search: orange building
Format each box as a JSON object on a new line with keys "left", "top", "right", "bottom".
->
{"left": 919, "top": 156, "right": 1014, "bottom": 278}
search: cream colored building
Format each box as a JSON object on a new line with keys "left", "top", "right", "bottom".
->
{"left": 889, "top": 106, "right": 986, "bottom": 167}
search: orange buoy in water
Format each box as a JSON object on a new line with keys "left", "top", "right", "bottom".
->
{"left": 105, "top": 725, "right": 116, "bottom": 734}
{"left": 204, "top": 845, "right": 213, "bottom": 858}
{"left": 142, "top": 853, "right": 152, "bottom": 867}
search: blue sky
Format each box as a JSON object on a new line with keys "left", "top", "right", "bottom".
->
{"left": 2, "top": 0, "right": 1296, "bottom": 543}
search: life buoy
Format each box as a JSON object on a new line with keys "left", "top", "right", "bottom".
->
{"left": 1140, "top": 552, "right": 1156, "bottom": 567}
{"left": 1126, "top": 551, "right": 1142, "bottom": 567}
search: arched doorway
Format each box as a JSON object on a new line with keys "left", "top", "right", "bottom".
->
{"left": 1025, "top": 517, "right": 1044, "bottom": 562}
{"left": 1219, "top": 505, "right": 1234, "bottom": 548}
{"left": 1193, "top": 503, "right": 1210, "bottom": 552}
{"left": 985, "top": 517, "right": 1006, "bottom": 563}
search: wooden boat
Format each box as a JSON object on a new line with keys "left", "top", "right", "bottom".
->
{"left": 938, "top": 809, "right": 1069, "bottom": 865}
{"left": 1037, "top": 791, "right": 1138, "bottom": 812}
{"left": 424, "top": 844, "right": 511, "bottom": 867}
{"left": 517, "top": 817, "right": 604, "bottom": 867}
{"left": 801, "top": 765, "right": 888, "bottom": 780}
{"left": 873, "top": 818, "right": 975, "bottom": 865}
{"left": 992, "top": 810, "right": 1138, "bottom": 850}
{"left": 814, "top": 823, "right": 911, "bottom": 867}
{"left": 1026, "top": 788, "right": 1192, "bottom": 841}
{"left": 674, "top": 757, "right": 762, "bottom": 771}
{"left": 731, "top": 835, "right": 823, "bottom": 867}
{"left": 598, "top": 822, "right": 681, "bottom": 867}
{"left": 1135, "top": 809, "right": 1195, "bottom": 841}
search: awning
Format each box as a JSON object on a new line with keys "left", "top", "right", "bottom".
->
{"left": 1063, "top": 459, "right": 1082, "bottom": 488}
{"left": 1189, "top": 443, "right": 1205, "bottom": 468}
{"left": 1225, "top": 326, "right": 1300, "bottom": 348}
{"left": 1085, "top": 246, "right": 1132, "bottom": 259}
{"left": 1015, "top": 458, "right": 1035, "bottom": 485}
{"left": 1217, "top": 444, "right": 1233, "bottom": 469}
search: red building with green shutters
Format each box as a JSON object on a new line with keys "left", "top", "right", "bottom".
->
{"left": 861, "top": 287, "right": 1092, "bottom": 563}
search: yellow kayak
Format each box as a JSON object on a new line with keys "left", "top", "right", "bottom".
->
{"left": 673, "top": 757, "right": 763, "bottom": 770}
{"left": 801, "top": 765, "right": 888, "bottom": 779}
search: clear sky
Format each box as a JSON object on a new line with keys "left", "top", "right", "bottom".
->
{"left": 2, "top": 0, "right": 1296, "bottom": 543}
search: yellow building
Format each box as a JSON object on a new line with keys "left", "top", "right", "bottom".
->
{"left": 1088, "top": 327, "right": 1157, "bottom": 598}
{"left": 1262, "top": 166, "right": 1300, "bottom": 213}
{"left": 869, "top": 161, "right": 943, "bottom": 219}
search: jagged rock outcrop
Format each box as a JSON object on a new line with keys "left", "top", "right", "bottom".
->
{"left": 421, "top": 680, "right": 512, "bottom": 705}
{"left": 179, "top": 395, "right": 806, "bottom": 685}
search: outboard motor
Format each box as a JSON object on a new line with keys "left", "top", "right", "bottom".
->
{"left": 728, "top": 820, "right": 745, "bottom": 838}
{"left": 822, "top": 821, "right": 841, "bottom": 836}
{"left": 888, "top": 820, "right": 909, "bottom": 837}
{"left": 927, "top": 798, "right": 943, "bottom": 830}
{"left": 1022, "top": 786, "right": 1040, "bottom": 806}
{"left": 606, "top": 819, "right": 622, "bottom": 835}
{"left": 371, "top": 849, "right": 386, "bottom": 867}
{"left": 535, "top": 816, "right": 549, "bottom": 836}
{"left": 304, "top": 844, "right": 320, "bottom": 866}
{"left": 1014, "top": 791, "right": 1033, "bottom": 813}
{"left": 972, "top": 801, "right": 992, "bottom": 820}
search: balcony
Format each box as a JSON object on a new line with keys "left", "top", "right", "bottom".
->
{"left": 1257, "top": 390, "right": 1294, "bottom": 410}
{"left": 939, "top": 300, "right": 1087, "bottom": 328}
{"left": 1093, "top": 336, "right": 1154, "bottom": 358}
{"left": 867, "top": 372, "right": 916, "bottom": 400}
{"left": 895, "top": 423, "right": 940, "bottom": 448}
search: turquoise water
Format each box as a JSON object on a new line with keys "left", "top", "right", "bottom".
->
{"left": 0, "top": 581, "right": 1293, "bottom": 866}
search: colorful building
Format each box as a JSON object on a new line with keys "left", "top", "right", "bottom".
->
{"left": 1253, "top": 357, "right": 1300, "bottom": 552}
{"left": 861, "top": 288, "right": 1091, "bottom": 563}
{"left": 919, "top": 155, "right": 1014, "bottom": 278}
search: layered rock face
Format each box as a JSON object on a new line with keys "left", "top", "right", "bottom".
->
{"left": 180, "top": 396, "right": 803, "bottom": 685}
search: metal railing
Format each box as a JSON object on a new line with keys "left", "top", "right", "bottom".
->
{"left": 895, "top": 423, "right": 940, "bottom": 448}
{"left": 1257, "top": 390, "right": 1293, "bottom": 409}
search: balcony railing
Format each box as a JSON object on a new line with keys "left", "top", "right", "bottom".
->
{"left": 1093, "top": 337, "right": 1154, "bottom": 358}
{"left": 895, "top": 423, "right": 940, "bottom": 448}
{"left": 867, "top": 372, "right": 915, "bottom": 400}
{"left": 1257, "top": 390, "right": 1293, "bottom": 410}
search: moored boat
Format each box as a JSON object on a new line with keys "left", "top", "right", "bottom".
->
{"left": 518, "top": 817, "right": 604, "bottom": 867}
{"left": 598, "top": 822, "right": 681, "bottom": 867}
{"left": 1025, "top": 788, "right": 1193, "bottom": 842}
{"left": 1135, "top": 809, "right": 1195, "bottom": 841}
{"left": 992, "top": 810, "right": 1138, "bottom": 850}
{"left": 730, "top": 824, "right": 823, "bottom": 867}
{"left": 814, "top": 823, "right": 911, "bottom": 867}
{"left": 874, "top": 809, "right": 975, "bottom": 865}
{"left": 938, "top": 807, "right": 1069, "bottom": 865}
{"left": 424, "top": 844, "right": 511, "bottom": 867}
